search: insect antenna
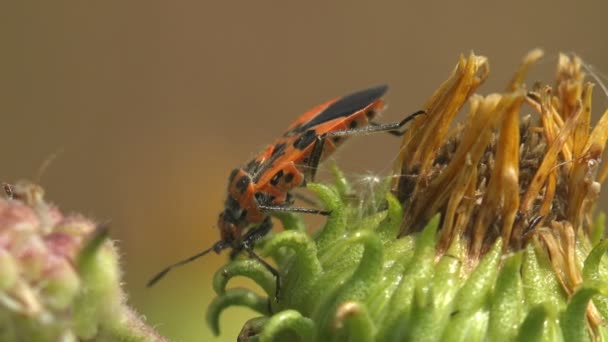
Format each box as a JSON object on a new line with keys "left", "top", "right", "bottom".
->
{"left": 147, "top": 240, "right": 228, "bottom": 287}
{"left": 35, "top": 148, "right": 64, "bottom": 184}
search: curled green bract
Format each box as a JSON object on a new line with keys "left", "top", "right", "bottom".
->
{"left": 260, "top": 310, "right": 314, "bottom": 342}
{"left": 307, "top": 183, "right": 346, "bottom": 252}
{"left": 206, "top": 179, "right": 608, "bottom": 341}
{"left": 212, "top": 259, "right": 276, "bottom": 296}
{"left": 207, "top": 288, "right": 269, "bottom": 336}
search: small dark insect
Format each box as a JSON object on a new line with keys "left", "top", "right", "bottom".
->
{"left": 2, "top": 183, "right": 14, "bottom": 199}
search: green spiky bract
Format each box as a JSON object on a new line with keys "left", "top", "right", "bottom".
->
{"left": 208, "top": 176, "right": 608, "bottom": 342}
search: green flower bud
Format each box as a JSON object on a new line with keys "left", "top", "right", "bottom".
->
{"left": 0, "top": 182, "right": 165, "bottom": 341}
{"left": 0, "top": 249, "right": 18, "bottom": 291}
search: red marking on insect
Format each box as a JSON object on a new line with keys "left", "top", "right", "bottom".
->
{"left": 148, "top": 85, "right": 423, "bottom": 297}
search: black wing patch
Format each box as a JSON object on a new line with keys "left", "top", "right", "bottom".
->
{"left": 294, "top": 84, "right": 388, "bottom": 133}
{"left": 250, "top": 142, "right": 288, "bottom": 183}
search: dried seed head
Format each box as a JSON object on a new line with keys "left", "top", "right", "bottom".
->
{"left": 394, "top": 52, "right": 608, "bottom": 260}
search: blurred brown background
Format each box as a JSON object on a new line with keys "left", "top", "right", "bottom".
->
{"left": 2, "top": 1, "right": 607, "bottom": 341}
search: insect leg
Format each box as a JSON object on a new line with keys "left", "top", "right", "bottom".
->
{"left": 329, "top": 109, "right": 425, "bottom": 138}
{"left": 240, "top": 217, "right": 274, "bottom": 245}
{"left": 229, "top": 217, "right": 273, "bottom": 259}
{"left": 304, "top": 134, "right": 328, "bottom": 183}
{"left": 246, "top": 247, "right": 281, "bottom": 301}
{"left": 240, "top": 218, "right": 281, "bottom": 300}
{"left": 258, "top": 204, "right": 330, "bottom": 216}
{"left": 265, "top": 162, "right": 328, "bottom": 212}
{"left": 368, "top": 122, "right": 410, "bottom": 136}
{"left": 305, "top": 109, "right": 425, "bottom": 182}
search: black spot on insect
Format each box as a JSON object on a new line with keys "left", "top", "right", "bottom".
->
{"left": 349, "top": 120, "right": 358, "bottom": 129}
{"left": 271, "top": 143, "right": 287, "bottom": 157}
{"left": 235, "top": 176, "right": 251, "bottom": 194}
{"left": 245, "top": 160, "right": 261, "bottom": 174}
{"left": 283, "top": 124, "right": 302, "bottom": 137}
{"left": 293, "top": 129, "right": 317, "bottom": 150}
{"left": 284, "top": 172, "right": 294, "bottom": 184}
{"left": 270, "top": 170, "right": 284, "bottom": 186}
{"left": 365, "top": 109, "right": 376, "bottom": 118}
